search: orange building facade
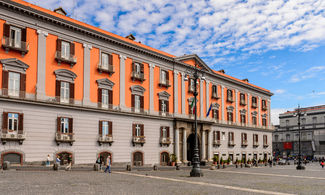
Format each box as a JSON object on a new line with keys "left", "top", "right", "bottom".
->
{"left": 0, "top": 0, "right": 273, "bottom": 166}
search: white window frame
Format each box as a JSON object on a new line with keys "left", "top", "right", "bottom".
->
{"left": 102, "top": 121, "right": 109, "bottom": 136}
{"left": 101, "top": 53, "right": 109, "bottom": 69}
{"left": 190, "top": 79, "right": 195, "bottom": 91}
{"left": 222, "top": 132, "right": 226, "bottom": 141}
{"left": 8, "top": 113, "right": 19, "bottom": 132}
{"left": 135, "top": 63, "right": 141, "bottom": 74}
{"left": 162, "top": 127, "right": 167, "bottom": 138}
{"left": 102, "top": 89, "right": 109, "bottom": 108}
{"left": 60, "top": 81, "right": 70, "bottom": 103}
{"left": 161, "top": 100, "right": 166, "bottom": 114}
{"left": 8, "top": 72, "right": 20, "bottom": 97}
{"left": 61, "top": 41, "right": 70, "bottom": 60}
{"left": 10, "top": 26, "right": 21, "bottom": 48}
{"left": 252, "top": 116, "right": 257, "bottom": 125}
{"left": 215, "top": 131, "right": 220, "bottom": 141}
{"left": 134, "top": 95, "right": 140, "bottom": 112}
{"left": 263, "top": 135, "right": 267, "bottom": 145}
{"left": 135, "top": 124, "right": 141, "bottom": 136}
{"left": 60, "top": 118, "right": 69, "bottom": 134}
{"left": 161, "top": 70, "right": 166, "bottom": 84}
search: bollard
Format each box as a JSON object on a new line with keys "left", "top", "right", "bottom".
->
{"left": 93, "top": 164, "right": 100, "bottom": 171}
{"left": 176, "top": 164, "right": 180, "bottom": 170}
{"left": 2, "top": 161, "right": 10, "bottom": 170}
{"left": 153, "top": 165, "right": 158, "bottom": 171}
{"left": 210, "top": 165, "right": 215, "bottom": 170}
{"left": 53, "top": 163, "right": 59, "bottom": 171}
{"left": 126, "top": 164, "right": 131, "bottom": 171}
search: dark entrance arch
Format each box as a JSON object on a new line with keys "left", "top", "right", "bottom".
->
{"left": 2, "top": 152, "right": 22, "bottom": 165}
{"left": 133, "top": 151, "right": 143, "bottom": 166}
{"left": 187, "top": 133, "right": 200, "bottom": 162}
{"left": 57, "top": 152, "right": 72, "bottom": 165}
{"left": 160, "top": 152, "right": 169, "bottom": 166}
{"left": 99, "top": 151, "right": 112, "bottom": 164}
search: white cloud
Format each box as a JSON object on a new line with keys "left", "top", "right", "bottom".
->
{"left": 289, "top": 65, "right": 325, "bottom": 83}
{"left": 271, "top": 108, "right": 291, "bottom": 125}
{"left": 274, "top": 89, "right": 286, "bottom": 95}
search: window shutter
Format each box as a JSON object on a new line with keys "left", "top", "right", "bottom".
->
{"left": 20, "top": 73, "right": 26, "bottom": 98}
{"left": 266, "top": 136, "right": 267, "bottom": 144}
{"left": 159, "top": 100, "right": 162, "bottom": 112}
{"left": 241, "top": 133, "right": 243, "bottom": 143}
{"left": 70, "top": 42, "right": 75, "bottom": 56}
{"left": 21, "top": 28, "right": 27, "bottom": 42}
{"left": 99, "top": 121, "right": 102, "bottom": 135}
{"left": 160, "top": 126, "right": 163, "bottom": 137}
{"left": 227, "top": 112, "right": 229, "bottom": 121}
{"left": 140, "top": 96, "right": 144, "bottom": 110}
{"left": 228, "top": 132, "right": 230, "bottom": 141}
{"left": 3, "top": 23, "right": 10, "bottom": 37}
{"left": 69, "top": 83, "right": 74, "bottom": 104}
{"left": 232, "top": 132, "right": 234, "bottom": 141}
{"left": 69, "top": 118, "right": 73, "bottom": 133}
{"left": 140, "top": 124, "right": 144, "bottom": 136}
{"left": 55, "top": 80, "right": 61, "bottom": 99}
{"left": 56, "top": 39, "right": 62, "bottom": 52}
{"left": 132, "top": 124, "right": 136, "bottom": 136}
{"left": 166, "top": 71, "right": 169, "bottom": 81}
{"left": 18, "top": 113, "right": 24, "bottom": 133}
{"left": 132, "top": 62, "right": 135, "bottom": 72}
{"left": 166, "top": 101, "right": 169, "bottom": 113}
{"left": 167, "top": 127, "right": 170, "bottom": 137}
{"left": 2, "top": 70, "right": 8, "bottom": 95}
{"left": 109, "top": 90, "right": 113, "bottom": 105}
{"left": 213, "top": 131, "right": 216, "bottom": 140}
{"left": 140, "top": 63, "right": 144, "bottom": 73}
{"left": 188, "top": 79, "right": 191, "bottom": 90}
{"left": 2, "top": 112, "right": 8, "bottom": 130}
{"left": 131, "top": 94, "right": 135, "bottom": 108}
{"left": 109, "top": 121, "right": 113, "bottom": 135}
{"left": 256, "top": 135, "right": 258, "bottom": 142}
{"left": 98, "top": 88, "right": 102, "bottom": 103}
{"left": 57, "top": 117, "right": 61, "bottom": 133}
{"left": 109, "top": 54, "right": 113, "bottom": 65}
{"left": 217, "top": 131, "right": 220, "bottom": 140}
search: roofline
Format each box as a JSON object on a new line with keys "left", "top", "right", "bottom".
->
{"left": 2, "top": 0, "right": 272, "bottom": 96}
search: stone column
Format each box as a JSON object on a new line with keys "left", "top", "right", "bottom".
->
{"left": 183, "top": 129, "right": 187, "bottom": 163}
{"left": 36, "top": 30, "right": 48, "bottom": 100}
{"left": 119, "top": 55, "right": 127, "bottom": 110}
{"left": 82, "top": 43, "right": 92, "bottom": 106}
{"left": 201, "top": 130, "right": 206, "bottom": 161}
{"left": 268, "top": 99, "right": 271, "bottom": 126}
{"left": 221, "top": 85, "right": 225, "bottom": 122}
{"left": 206, "top": 80, "right": 210, "bottom": 118}
{"left": 175, "top": 128, "right": 180, "bottom": 163}
{"left": 247, "top": 93, "right": 250, "bottom": 126}
{"left": 200, "top": 79, "right": 204, "bottom": 119}
{"left": 258, "top": 96, "right": 261, "bottom": 127}
{"left": 149, "top": 64, "right": 155, "bottom": 114}
{"left": 181, "top": 72, "right": 185, "bottom": 115}
{"left": 174, "top": 71, "right": 178, "bottom": 116}
{"left": 207, "top": 130, "right": 212, "bottom": 161}
{"left": 235, "top": 89, "right": 239, "bottom": 124}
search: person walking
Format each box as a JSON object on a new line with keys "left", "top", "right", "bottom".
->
{"left": 104, "top": 156, "right": 111, "bottom": 173}
{"left": 46, "top": 154, "right": 51, "bottom": 167}
{"left": 321, "top": 160, "right": 324, "bottom": 168}
{"left": 65, "top": 155, "right": 72, "bottom": 171}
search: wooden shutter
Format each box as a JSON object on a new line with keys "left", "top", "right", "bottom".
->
{"left": 2, "top": 70, "right": 8, "bottom": 95}
{"left": 69, "top": 83, "right": 74, "bottom": 103}
{"left": 55, "top": 80, "right": 61, "bottom": 99}
{"left": 140, "top": 96, "right": 144, "bottom": 110}
{"left": 213, "top": 131, "right": 216, "bottom": 141}
{"left": 57, "top": 117, "right": 61, "bottom": 133}
{"left": 99, "top": 121, "right": 102, "bottom": 135}
{"left": 217, "top": 131, "right": 220, "bottom": 140}
{"left": 216, "top": 111, "right": 219, "bottom": 120}
{"left": 166, "top": 71, "right": 169, "bottom": 81}
{"left": 109, "top": 54, "right": 113, "bottom": 65}
{"left": 132, "top": 62, "right": 135, "bottom": 72}
{"left": 256, "top": 134, "right": 258, "bottom": 142}
{"left": 131, "top": 94, "right": 135, "bottom": 108}
{"left": 21, "top": 28, "right": 27, "bottom": 42}
{"left": 56, "top": 39, "right": 62, "bottom": 52}
{"left": 98, "top": 88, "right": 102, "bottom": 103}
{"left": 166, "top": 101, "right": 169, "bottom": 113}
{"left": 2, "top": 112, "right": 8, "bottom": 130}
{"left": 109, "top": 90, "right": 113, "bottom": 105}
{"left": 140, "top": 63, "right": 144, "bottom": 73}
{"left": 140, "top": 124, "right": 144, "bottom": 136}
{"left": 228, "top": 132, "right": 230, "bottom": 141}
{"left": 232, "top": 132, "right": 234, "bottom": 141}
{"left": 69, "top": 118, "right": 73, "bottom": 133}
{"left": 3, "top": 23, "right": 10, "bottom": 37}
{"left": 70, "top": 42, "right": 75, "bottom": 56}
{"left": 20, "top": 73, "right": 26, "bottom": 98}
{"left": 227, "top": 112, "right": 229, "bottom": 121}
{"left": 159, "top": 100, "right": 162, "bottom": 112}
{"left": 109, "top": 121, "right": 113, "bottom": 135}
{"left": 188, "top": 78, "right": 191, "bottom": 90}
{"left": 167, "top": 127, "right": 170, "bottom": 137}
{"left": 18, "top": 113, "right": 24, "bottom": 131}
{"left": 132, "top": 124, "right": 136, "bottom": 136}
{"left": 265, "top": 135, "right": 267, "bottom": 144}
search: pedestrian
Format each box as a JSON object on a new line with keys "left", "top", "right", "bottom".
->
{"left": 65, "top": 155, "right": 72, "bottom": 171}
{"left": 56, "top": 155, "right": 61, "bottom": 169}
{"left": 96, "top": 156, "right": 102, "bottom": 170}
{"left": 104, "top": 156, "right": 111, "bottom": 173}
{"left": 321, "top": 161, "right": 324, "bottom": 168}
{"left": 46, "top": 154, "right": 51, "bottom": 167}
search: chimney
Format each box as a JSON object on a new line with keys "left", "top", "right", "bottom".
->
{"left": 53, "top": 7, "right": 67, "bottom": 16}
{"left": 218, "top": 69, "right": 225, "bottom": 74}
{"left": 125, "top": 34, "right": 136, "bottom": 41}
{"left": 242, "top": 78, "right": 249, "bottom": 82}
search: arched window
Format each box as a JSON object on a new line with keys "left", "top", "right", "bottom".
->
{"left": 99, "top": 152, "right": 112, "bottom": 164}
{"left": 57, "top": 152, "right": 73, "bottom": 165}
{"left": 133, "top": 151, "right": 143, "bottom": 166}
{"left": 2, "top": 152, "right": 22, "bottom": 165}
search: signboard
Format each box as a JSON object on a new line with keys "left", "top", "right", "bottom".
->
{"left": 283, "top": 142, "right": 292, "bottom": 150}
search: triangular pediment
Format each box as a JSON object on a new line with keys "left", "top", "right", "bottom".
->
{"left": 175, "top": 54, "right": 213, "bottom": 73}
{"left": 96, "top": 78, "right": 115, "bottom": 87}
{"left": 0, "top": 58, "right": 29, "bottom": 70}
{"left": 158, "top": 91, "right": 171, "bottom": 100}
{"left": 54, "top": 69, "right": 77, "bottom": 81}
{"left": 130, "top": 85, "right": 145, "bottom": 95}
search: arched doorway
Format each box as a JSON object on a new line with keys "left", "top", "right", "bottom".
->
{"left": 187, "top": 133, "right": 200, "bottom": 162}
{"left": 2, "top": 152, "right": 22, "bottom": 165}
{"left": 160, "top": 152, "right": 169, "bottom": 166}
{"left": 99, "top": 151, "right": 112, "bottom": 164}
{"left": 133, "top": 151, "right": 143, "bottom": 166}
{"left": 57, "top": 152, "right": 72, "bottom": 165}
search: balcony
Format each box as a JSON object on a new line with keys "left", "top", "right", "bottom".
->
{"left": 98, "top": 135, "right": 113, "bottom": 146}
{"left": 54, "top": 96, "right": 75, "bottom": 105}
{"left": 213, "top": 140, "right": 221, "bottom": 146}
{"left": 241, "top": 140, "right": 248, "bottom": 147}
{"left": 131, "top": 71, "right": 145, "bottom": 82}
{"left": 1, "top": 89, "right": 26, "bottom": 99}
{"left": 160, "top": 137, "right": 171, "bottom": 146}
{"left": 98, "top": 103, "right": 113, "bottom": 110}
{"left": 98, "top": 64, "right": 114, "bottom": 74}
{"left": 159, "top": 111, "right": 170, "bottom": 117}
{"left": 1, "top": 129, "right": 25, "bottom": 145}
{"left": 55, "top": 132, "right": 75, "bottom": 146}
{"left": 211, "top": 92, "right": 220, "bottom": 99}
{"left": 2, "top": 36, "right": 29, "bottom": 56}
{"left": 252, "top": 103, "right": 257, "bottom": 108}
{"left": 253, "top": 141, "right": 259, "bottom": 147}
{"left": 227, "top": 97, "right": 234, "bottom": 103}
{"left": 158, "top": 80, "right": 171, "bottom": 88}
{"left": 240, "top": 100, "right": 246, "bottom": 106}
{"left": 132, "top": 136, "right": 146, "bottom": 146}
{"left": 131, "top": 107, "right": 147, "bottom": 114}
{"left": 262, "top": 106, "right": 267, "bottom": 111}
{"left": 263, "top": 143, "right": 269, "bottom": 148}
{"left": 188, "top": 87, "right": 195, "bottom": 93}
{"left": 55, "top": 51, "right": 77, "bottom": 67}
{"left": 228, "top": 140, "right": 235, "bottom": 147}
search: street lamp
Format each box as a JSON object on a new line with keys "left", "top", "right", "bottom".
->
{"left": 293, "top": 104, "right": 306, "bottom": 170}
{"left": 185, "top": 60, "right": 204, "bottom": 177}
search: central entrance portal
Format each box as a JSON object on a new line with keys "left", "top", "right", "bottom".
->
{"left": 187, "top": 133, "right": 200, "bottom": 162}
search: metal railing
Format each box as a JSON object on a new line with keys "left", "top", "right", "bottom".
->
{"left": 159, "top": 79, "right": 170, "bottom": 87}
{"left": 98, "top": 64, "right": 114, "bottom": 73}
{"left": 98, "top": 134, "right": 113, "bottom": 142}
{"left": 2, "top": 36, "right": 29, "bottom": 53}
{"left": 55, "top": 51, "right": 77, "bottom": 65}
{"left": 132, "top": 136, "right": 146, "bottom": 144}
{"left": 55, "top": 132, "right": 75, "bottom": 142}
{"left": 131, "top": 71, "right": 145, "bottom": 81}
{"left": 160, "top": 137, "right": 171, "bottom": 144}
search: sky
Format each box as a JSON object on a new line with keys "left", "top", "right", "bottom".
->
{"left": 26, "top": 0, "right": 325, "bottom": 125}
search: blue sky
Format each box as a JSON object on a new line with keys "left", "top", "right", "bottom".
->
{"left": 26, "top": 0, "right": 325, "bottom": 124}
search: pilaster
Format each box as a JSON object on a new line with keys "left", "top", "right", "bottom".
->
{"left": 36, "top": 30, "right": 48, "bottom": 100}
{"left": 200, "top": 79, "right": 204, "bottom": 119}
{"left": 235, "top": 89, "right": 238, "bottom": 124}
{"left": 247, "top": 93, "right": 250, "bottom": 125}
{"left": 82, "top": 43, "right": 92, "bottom": 106}
{"left": 207, "top": 130, "right": 212, "bottom": 161}
{"left": 206, "top": 80, "right": 210, "bottom": 118}
{"left": 258, "top": 96, "right": 261, "bottom": 127}
{"left": 201, "top": 130, "right": 206, "bottom": 161}
{"left": 175, "top": 128, "right": 180, "bottom": 163}
{"left": 181, "top": 72, "right": 185, "bottom": 115}
{"left": 268, "top": 99, "right": 271, "bottom": 126}
{"left": 149, "top": 64, "right": 155, "bottom": 114}
{"left": 173, "top": 71, "right": 179, "bottom": 115}
{"left": 119, "top": 55, "right": 127, "bottom": 110}
{"left": 221, "top": 85, "right": 225, "bottom": 122}
{"left": 182, "top": 129, "right": 187, "bottom": 163}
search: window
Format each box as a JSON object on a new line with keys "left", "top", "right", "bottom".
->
{"left": 161, "top": 71, "right": 166, "bottom": 84}
{"left": 262, "top": 100, "right": 267, "bottom": 110}
{"left": 160, "top": 126, "right": 170, "bottom": 138}
{"left": 61, "top": 41, "right": 70, "bottom": 60}
{"left": 228, "top": 132, "right": 234, "bottom": 142}
{"left": 241, "top": 133, "right": 247, "bottom": 145}
{"left": 8, "top": 72, "right": 20, "bottom": 96}
{"left": 286, "top": 120, "right": 289, "bottom": 129}
{"left": 60, "top": 118, "right": 69, "bottom": 134}
{"left": 252, "top": 116, "right": 257, "bottom": 125}
{"left": 101, "top": 89, "right": 109, "bottom": 108}
{"left": 190, "top": 79, "right": 195, "bottom": 92}
{"left": 133, "top": 124, "right": 144, "bottom": 137}
{"left": 212, "top": 85, "right": 218, "bottom": 98}
{"left": 8, "top": 113, "right": 19, "bottom": 131}
{"left": 240, "top": 93, "right": 245, "bottom": 105}
{"left": 253, "top": 134, "right": 258, "bottom": 144}
{"left": 227, "top": 112, "right": 233, "bottom": 122}
{"left": 274, "top": 134, "right": 279, "bottom": 142}
{"left": 102, "top": 121, "right": 109, "bottom": 136}
{"left": 302, "top": 118, "right": 306, "bottom": 128}
{"left": 131, "top": 85, "right": 145, "bottom": 112}
{"left": 262, "top": 118, "right": 267, "bottom": 126}
{"left": 159, "top": 100, "right": 169, "bottom": 115}
{"left": 240, "top": 114, "right": 246, "bottom": 124}
{"left": 135, "top": 95, "right": 140, "bottom": 111}
{"left": 212, "top": 109, "right": 219, "bottom": 120}
{"left": 135, "top": 63, "right": 141, "bottom": 74}
{"left": 227, "top": 89, "right": 233, "bottom": 101}
{"left": 101, "top": 53, "right": 109, "bottom": 69}
{"left": 215, "top": 131, "right": 221, "bottom": 141}
{"left": 60, "top": 81, "right": 70, "bottom": 103}
{"left": 99, "top": 121, "right": 112, "bottom": 136}
{"left": 131, "top": 63, "right": 145, "bottom": 81}
{"left": 222, "top": 132, "right": 226, "bottom": 140}
{"left": 252, "top": 97, "right": 257, "bottom": 107}
{"left": 313, "top": 117, "right": 317, "bottom": 128}
{"left": 9, "top": 26, "right": 21, "bottom": 48}
{"left": 286, "top": 134, "right": 290, "bottom": 141}
{"left": 263, "top": 135, "right": 268, "bottom": 145}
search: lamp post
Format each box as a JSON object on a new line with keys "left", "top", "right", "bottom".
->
{"left": 294, "top": 105, "right": 305, "bottom": 170}
{"left": 185, "top": 61, "right": 203, "bottom": 177}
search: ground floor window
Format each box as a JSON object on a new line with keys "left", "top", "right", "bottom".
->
{"left": 57, "top": 152, "right": 72, "bottom": 165}
{"left": 160, "top": 152, "right": 169, "bottom": 166}
{"left": 99, "top": 152, "right": 112, "bottom": 165}
{"left": 133, "top": 152, "right": 143, "bottom": 166}
{"left": 2, "top": 152, "right": 22, "bottom": 165}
